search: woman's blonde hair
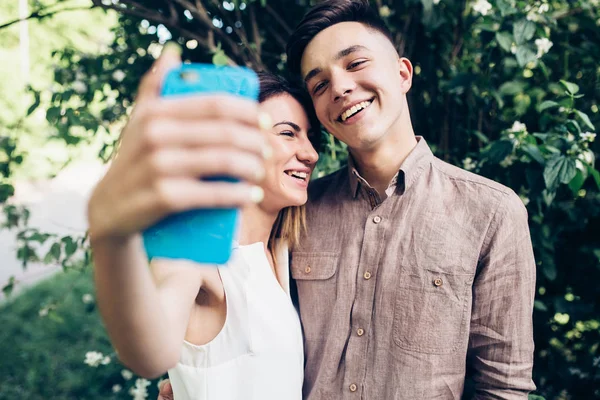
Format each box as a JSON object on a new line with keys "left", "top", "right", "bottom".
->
{"left": 257, "top": 71, "right": 320, "bottom": 256}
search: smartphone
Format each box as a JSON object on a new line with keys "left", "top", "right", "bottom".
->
{"left": 142, "top": 64, "right": 260, "bottom": 265}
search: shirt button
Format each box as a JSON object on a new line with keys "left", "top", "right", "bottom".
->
{"left": 433, "top": 278, "right": 443, "bottom": 287}
{"left": 349, "top": 383, "right": 357, "bottom": 392}
{"left": 357, "top": 328, "right": 364, "bottom": 336}
{"left": 373, "top": 215, "right": 382, "bottom": 224}
{"left": 305, "top": 266, "right": 311, "bottom": 274}
{"left": 363, "top": 271, "right": 372, "bottom": 280}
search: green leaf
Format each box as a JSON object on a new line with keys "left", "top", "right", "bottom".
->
{"left": 45, "top": 242, "right": 62, "bottom": 264}
{"left": 488, "top": 140, "right": 515, "bottom": 163}
{"left": 534, "top": 300, "right": 548, "bottom": 312}
{"left": 495, "top": 32, "right": 513, "bottom": 52}
{"left": 471, "top": 130, "right": 489, "bottom": 144}
{"left": 499, "top": 80, "right": 526, "bottom": 96}
{"left": 559, "top": 80, "right": 579, "bottom": 95}
{"left": 588, "top": 166, "right": 600, "bottom": 190}
{"left": 565, "top": 119, "right": 581, "bottom": 134}
{"left": 574, "top": 110, "right": 595, "bottom": 130}
{"left": 522, "top": 144, "right": 545, "bottom": 164}
{"left": 568, "top": 169, "right": 586, "bottom": 194}
{"left": 515, "top": 46, "right": 537, "bottom": 67}
{"left": 529, "top": 394, "right": 547, "bottom": 400}
{"left": 537, "top": 100, "right": 558, "bottom": 113}
{"left": 212, "top": 48, "right": 229, "bottom": 66}
{"left": 62, "top": 236, "right": 78, "bottom": 257}
{"left": 543, "top": 156, "right": 577, "bottom": 189}
{"left": 513, "top": 19, "right": 536, "bottom": 45}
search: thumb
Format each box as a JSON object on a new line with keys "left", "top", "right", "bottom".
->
{"left": 136, "top": 42, "right": 182, "bottom": 102}
{"left": 158, "top": 379, "right": 174, "bottom": 400}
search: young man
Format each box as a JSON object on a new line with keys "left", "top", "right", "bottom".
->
{"left": 285, "top": 0, "right": 536, "bottom": 399}
{"left": 159, "top": 1, "right": 536, "bottom": 399}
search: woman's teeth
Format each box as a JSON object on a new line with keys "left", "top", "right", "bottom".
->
{"left": 286, "top": 171, "right": 308, "bottom": 180}
{"left": 340, "top": 100, "right": 372, "bottom": 122}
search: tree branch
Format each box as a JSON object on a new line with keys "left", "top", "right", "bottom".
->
{"left": 249, "top": 3, "right": 261, "bottom": 59}
{"left": 265, "top": 4, "right": 292, "bottom": 36}
{"left": 0, "top": 5, "right": 95, "bottom": 30}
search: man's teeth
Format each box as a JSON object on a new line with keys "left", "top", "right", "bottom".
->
{"left": 341, "top": 100, "right": 372, "bottom": 122}
{"left": 286, "top": 171, "right": 308, "bottom": 179}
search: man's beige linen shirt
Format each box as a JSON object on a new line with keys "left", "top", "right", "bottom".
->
{"left": 292, "top": 138, "right": 536, "bottom": 399}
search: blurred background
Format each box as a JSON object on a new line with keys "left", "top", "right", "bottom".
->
{"left": 0, "top": 0, "right": 598, "bottom": 398}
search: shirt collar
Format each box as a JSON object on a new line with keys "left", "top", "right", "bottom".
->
{"left": 347, "top": 136, "right": 433, "bottom": 198}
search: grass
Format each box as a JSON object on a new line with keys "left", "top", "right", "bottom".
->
{"left": 0, "top": 267, "right": 163, "bottom": 399}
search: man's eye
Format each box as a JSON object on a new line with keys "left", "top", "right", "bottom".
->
{"left": 348, "top": 60, "right": 366, "bottom": 69}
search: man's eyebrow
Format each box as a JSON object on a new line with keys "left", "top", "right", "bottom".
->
{"left": 274, "top": 121, "right": 301, "bottom": 131}
{"left": 335, "top": 45, "right": 369, "bottom": 61}
{"left": 303, "top": 45, "right": 369, "bottom": 84}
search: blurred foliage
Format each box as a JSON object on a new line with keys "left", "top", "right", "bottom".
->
{"left": 1, "top": 0, "right": 599, "bottom": 399}
{"left": 0, "top": 268, "right": 166, "bottom": 399}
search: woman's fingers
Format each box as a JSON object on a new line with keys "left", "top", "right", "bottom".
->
{"left": 142, "top": 147, "right": 267, "bottom": 185}
{"left": 135, "top": 119, "right": 271, "bottom": 160}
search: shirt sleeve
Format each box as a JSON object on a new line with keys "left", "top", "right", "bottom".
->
{"left": 468, "top": 190, "right": 537, "bottom": 399}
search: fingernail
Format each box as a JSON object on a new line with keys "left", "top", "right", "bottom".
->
{"left": 262, "top": 145, "right": 273, "bottom": 160}
{"left": 250, "top": 186, "right": 264, "bottom": 203}
{"left": 258, "top": 112, "right": 273, "bottom": 131}
{"left": 162, "top": 42, "right": 182, "bottom": 57}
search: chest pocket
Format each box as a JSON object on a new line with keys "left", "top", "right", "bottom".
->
{"left": 291, "top": 252, "right": 339, "bottom": 342}
{"left": 393, "top": 268, "right": 474, "bottom": 354}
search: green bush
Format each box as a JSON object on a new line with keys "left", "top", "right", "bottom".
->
{"left": 0, "top": 269, "right": 164, "bottom": 399}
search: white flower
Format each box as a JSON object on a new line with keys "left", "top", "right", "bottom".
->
{"left": 581, "top": 132, "right": 597, "bottom": 142}
{"left": 101, "top": 355, "right": 111, "bottom": 365}
{"left": 84, "top": 351, "right": 106, "bottom": 367}
{"left": 472, "top": 0, "right": 492, "bottom": 16}
{"left": 82, "top": 293, "right": 94, "bottom": 304}
{"left": 526, "top": 11, "right": 541, "bottom": 22}
{"left": 129, "top": 378, "right": 151, "bottom": 400}
{"left": 72, "top": 80, "right": 87, "bottom": 94}
{"left": 579, "top": 150, "right": 595, "bottom": 165}
{"left": 538, "top": 3, "right": 549, "bottom": 13}
{"left": 510, "top": 43, "right": 517, "bottom": 54}
{"left": 38, "top": 307, "right": 49, "bottom": 317}
{"left": 121, "top": 369, "right": 134, "bottom": 380}
{"left": 379, "top": 6, "right": 392, "bottom": 17}
{"left": 433, "top": 0, "right": 441, "bottom": 4}
{"left": 510, "top": 121, "right": 527, "bottom": 133}
{"left": 112, "top": 69, "right": 126, "bottom": 82}
{"left": 535, "top": 37, "right": 553, "bottom": 58}
{"left": 112, "top": 384, "right": 122, "bottom": 393}
{"left": 462, "top": 157, "right": 477, "bottom": 171}
{"left": 499, "top": 154, "right": 516, "bottom": 168}
{"left": 520, "top": 195, "right": 530, "bottom": 206}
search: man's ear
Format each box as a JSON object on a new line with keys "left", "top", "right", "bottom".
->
{"left": 398, "top": 57, "right": 413, "bottom": 93}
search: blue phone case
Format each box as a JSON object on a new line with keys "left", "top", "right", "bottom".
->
{"left": 142, "top": 64, "right": 260, "bottom": 265}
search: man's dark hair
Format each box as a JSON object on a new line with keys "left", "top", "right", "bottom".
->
{"left": 257, "top": 71, "right": 322, "bottom": 152}
{"left": 286, "top": 0, "right": 394, "bottom": 77}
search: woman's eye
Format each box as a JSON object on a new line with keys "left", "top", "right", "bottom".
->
{"left": 313, "top": 82, "right": 326, "bottom": 95}
{"left": 279, "top": 130, "right": 294, "bottom": 137}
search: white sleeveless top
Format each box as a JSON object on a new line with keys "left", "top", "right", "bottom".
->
{"left": 167, "top": 242, "right": 304, "bottom": 400}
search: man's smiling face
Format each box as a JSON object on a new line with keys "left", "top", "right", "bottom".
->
{"left": 301, "top": 22, "right": 413, "bottom": 152}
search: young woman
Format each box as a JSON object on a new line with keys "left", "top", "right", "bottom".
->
{"left": 88, "top": 46, "right": 319, "bottom": 400}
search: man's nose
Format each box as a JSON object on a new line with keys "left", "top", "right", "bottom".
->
{"left": 330, "top": 71, "right": 355, "bottom": 103}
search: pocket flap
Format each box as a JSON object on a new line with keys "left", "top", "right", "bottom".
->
{"left": 291, "top": 252, "right": 338, "bottom": 280}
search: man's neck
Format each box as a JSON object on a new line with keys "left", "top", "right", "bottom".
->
{"left": 350, "top": 132, "right": 418, "bottom": 195}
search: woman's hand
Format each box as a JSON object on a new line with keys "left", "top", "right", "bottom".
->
{"left": 87, "top": 43, "right": 271, "bottom": 242}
